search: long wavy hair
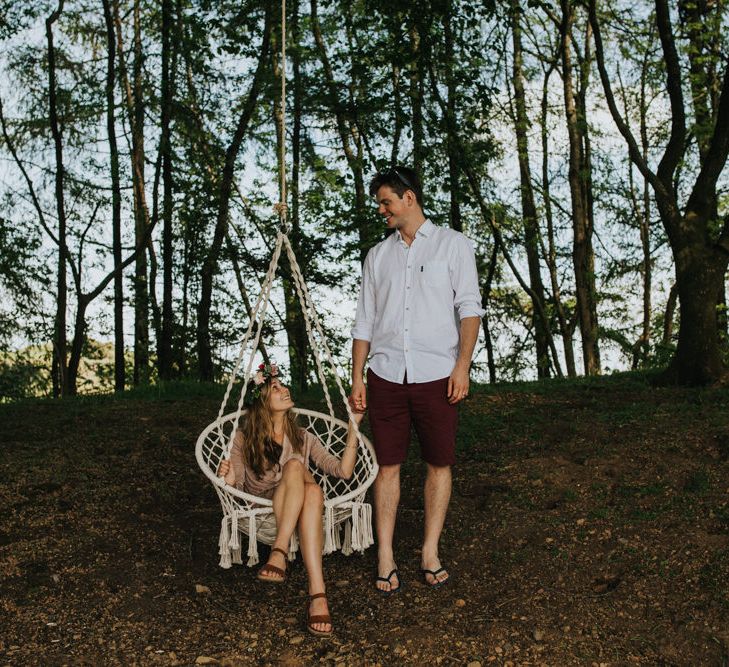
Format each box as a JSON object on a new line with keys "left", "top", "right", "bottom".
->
{"left": 240, "top": 380, "right": 304, "bottom": 478}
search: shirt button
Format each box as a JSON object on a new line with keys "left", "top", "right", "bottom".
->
{"left": 406, "top": 307, "right": 410, "bottom": 311}
{"left": 407, "top": 286, "right": 411, "bottom": 289}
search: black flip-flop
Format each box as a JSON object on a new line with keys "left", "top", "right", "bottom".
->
{"left": 421, "top": 566, "right": 449, "bottom": 588}
{"left": 375, "top": 568, "right": 402, "bottom": 596}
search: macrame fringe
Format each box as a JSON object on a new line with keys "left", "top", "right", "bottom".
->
{"left": 351, "top": 502, "right": 374, "bottom": 553}
{"left": 246, "top": 514, "right": 260, "bottom": 566}
{"left": 229, "top": 513, "right": 240, "bottom": 549}
{"left": 323, "top": 506, "right": 336, "bottom": 554}
{"left": 341, "top": 517, "right": 353, "bottom": 556}
{"left": 288, "top": 530, "right": 299, "bottom": 561}
{"left": 218, "top": 516, "right": 232, "bottom": 569}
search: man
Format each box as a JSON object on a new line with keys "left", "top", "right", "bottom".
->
{"left": 349, "top": 166, "right": 484, "bottom": 593}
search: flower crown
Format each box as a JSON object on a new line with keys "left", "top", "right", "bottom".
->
{"left": 246, "top": 362, "right": 280, "bottom": 404}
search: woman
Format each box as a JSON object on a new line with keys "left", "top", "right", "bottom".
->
{"left": 218, "top": 363, "right": 364, "bottom": 637}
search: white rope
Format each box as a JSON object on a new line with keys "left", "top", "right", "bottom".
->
{"left": 283, "top": 236, "right": 364, "bottom": 441}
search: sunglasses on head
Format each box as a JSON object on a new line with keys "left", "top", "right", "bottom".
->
{"left": 379, "top": 168, "right": 415, "bottom": 192}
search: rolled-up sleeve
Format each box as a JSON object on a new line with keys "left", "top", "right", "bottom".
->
{"left": 451, "top": 235, "right": 486, "bottom": 320}
{"left": 350, "top": 250, "right": 376, "bottom": 341}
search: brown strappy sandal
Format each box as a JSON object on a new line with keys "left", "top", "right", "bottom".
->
{"left": 306, "top": 592, "right": 333, "bottom": 637}
{"left": 256, "top": 546, "right": 287, "bottom": 583}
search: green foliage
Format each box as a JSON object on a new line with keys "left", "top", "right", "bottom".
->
{"left": 1, "top": 0, "right": 728, "bottom": 394}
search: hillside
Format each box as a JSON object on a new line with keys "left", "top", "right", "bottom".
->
{"left": 1, "top": 375, "right": 728, "bottom": 665}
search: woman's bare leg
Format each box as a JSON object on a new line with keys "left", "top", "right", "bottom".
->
{"left": 298, "top": 470, "right": 330, "bottom": 633}
{"left": 262, "top": 459, "right": 306, "bottom": 581}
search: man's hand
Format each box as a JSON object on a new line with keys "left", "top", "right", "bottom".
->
{"left": 349, "top": 378, "right": 368, "bottom": 413}
{"left": 447, "top": 365, "right": 470, "bottom": 404}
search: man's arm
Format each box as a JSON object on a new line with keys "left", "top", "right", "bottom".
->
{"left": 448, "top": 316, "right": 480, "bottom": 404}
{"left": 350, "top": 338, "right": 371, "bottom": 411}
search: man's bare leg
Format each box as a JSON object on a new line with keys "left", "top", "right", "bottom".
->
{"left": 421, "top": 463, "right": 451, "bottom": 585}
{"left": 374, "top": 463, "right": 401, "bottom": 592}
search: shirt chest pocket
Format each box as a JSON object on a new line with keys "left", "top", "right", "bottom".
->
{"left": 420, "top": 261, "right": 451, "bottom": 288}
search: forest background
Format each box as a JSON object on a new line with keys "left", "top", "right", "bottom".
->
{"left": 0, "top": 0, "right": 728, "bottom": 400}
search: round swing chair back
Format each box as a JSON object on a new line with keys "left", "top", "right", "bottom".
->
{"left": 196, "top": 407, "right": 378, "bottom": 567}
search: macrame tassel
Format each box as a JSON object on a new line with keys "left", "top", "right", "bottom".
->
{"left": 333, "top": 520, "right": 342, "bottom": 550}
{"left": 218, "top": 516, "right": 232, "bottom": 569}
{"left": 349, "top": 503, "right": 362, "bottom": 552}
{"left": 288, "top": 530, "right": 299, "bottom": 561}
{"left": 231, "top": 546, "right": 243, "bottom": 565}
{"left": 351, "top": 503, "right": 373, "bottom": 553}
{"left": 341, "top": 514, "right": 353, "bottom": 556}
{"left": 228, "top": 513, "right": 243, "bottom": 564}
{"left": 323, "top": 506, "right": 336, "bottom": 554}
{"left": 229, "top": 513, "right": 240, "bottom": 550}
{"left": 246, "top": 514, "right": 260, "bottom": 567}
{"left": 361, "top": 503, "right": 374, "bottom": 550}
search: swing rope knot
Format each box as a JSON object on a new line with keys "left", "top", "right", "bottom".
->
{"left": 273, "top": 201, "right": 288, "bottom": 218}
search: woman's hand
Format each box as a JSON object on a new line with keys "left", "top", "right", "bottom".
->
{"left": 217, "top": 459, "right": 231, "bottom": 478}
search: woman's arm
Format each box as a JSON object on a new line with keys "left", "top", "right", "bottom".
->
{"left": 308, "top": 412, "right": 365, "bottom": 480}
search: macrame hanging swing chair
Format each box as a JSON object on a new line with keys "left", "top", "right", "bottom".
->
{"left": 195, "top": 0, "right": 378, "bottom": 569}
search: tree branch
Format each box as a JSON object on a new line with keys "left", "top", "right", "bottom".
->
{"left": 654, "top": 0, "right": 687, "bottom": 188}
{"left": 588, "top": 0, "right": 679, "bottom": 226}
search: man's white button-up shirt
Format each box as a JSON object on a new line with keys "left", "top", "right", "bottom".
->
{"left": 351, "top": 219, "right": 485, "bottom": 384}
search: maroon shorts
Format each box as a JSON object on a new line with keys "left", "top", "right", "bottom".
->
{"left": 367, "top": 368, "right": 458, "bottom": 467}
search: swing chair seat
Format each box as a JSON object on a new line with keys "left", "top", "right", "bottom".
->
{"left": 196, "top": 407, "right": 378, "bottom": 567}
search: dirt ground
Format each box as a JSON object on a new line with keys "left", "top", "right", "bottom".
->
{"left": 1, "top": 375, "right": 728, "bottom": 666}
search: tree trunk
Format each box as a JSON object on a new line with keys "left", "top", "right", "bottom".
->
{"left": 132, "top": 0, "right": 149, "bottom": 385}
{"left": 482, "top": 240, "right": 500, "bottom": 383}
{"left": 668, "top": 249, "right": 727, "bottom": 384}
{"left": 442, "top": 3, "right": 462, "bottom": 232}
{"left": 158, "top": 0, "right": 175, "bottom": 380}
{"left": 661, "top": 283, "right": 678, "bottom": 348}
{"left": 103, "top": 0, "right": 124, "bottom": 392}
{"left": 391, "top": 63, "right": 403, "bottom": 164}
{"left": 539, "top": 59, "right": 577, "bottom": 377}
{"left": 46, "top": 1, "right": 67, "bottom": 397}
{"left": 560, "top": 0, "right": 600, "bottom": 375}
{"left": 112, "top": 0, "right": 153, "bottom": 384}
{"left": 409, "top": 19, "right": 425, "bottom": 177}
{"left": 310, "top": 0, "right": 371, "bottom": 258}
{"left": 197, "top": 8, "right": 272, "bottom": 381}
{"left": 67, "top": 295, "right": 89, "bottom": 396}
{"left": 590, "top": 0, "right": 729, "bottom": 384}
{"left": 510, "top": 0, "right": 551, "bottom": 378}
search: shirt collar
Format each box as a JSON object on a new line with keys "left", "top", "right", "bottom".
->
{"left": 394, "top": 218, "right": 434, "bottom": 244}
{"left": 418, "top": 219, "right": 434, "bottom": 237}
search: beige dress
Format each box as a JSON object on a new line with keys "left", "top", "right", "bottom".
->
{"left": 229, "top": 428, "right": 345, "bottom": 499}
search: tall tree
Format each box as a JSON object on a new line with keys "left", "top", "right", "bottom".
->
{"left": 509, "top": 0, "right": 552, "bottom": 378}
{"left": 131, "top": 0, "right": 149, "bottom": 384}
{"left": 560, "top": 0, "right": 601, "bottom": 375}
{"left": 197, "top": 6, "right": 272, "bottom": 381}
{"left": 46, "top": 1, "right": 68, "bottom": 397}
{"left": 590, "top": 0, "right": 729, "bottom": 384}
{"left": 102, "top": 0, "right": 125, "bottom": 392}
{"left": 537, "top": 41, "right": 578, "bottom": 377}
{"left": 310, "top": 0, "right": 372, "bottom": 260}
{"left": 158, "top": 0, "right": 175, "bottom": 380}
